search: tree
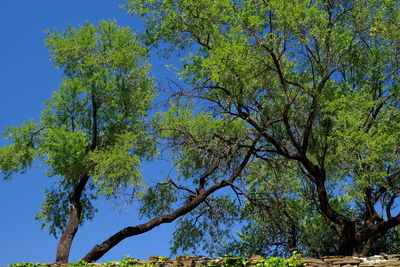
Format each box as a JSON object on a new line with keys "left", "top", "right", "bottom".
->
{"left": 123, "top": 0, "right": 400, "bottom": 256}
{"left": 0, "top": 20, "right": 156, "bottom": 263}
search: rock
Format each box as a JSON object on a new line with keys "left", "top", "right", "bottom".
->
{"left": 248, "top": 255, "right": 262, "bottom": 261}
{"left": 329, "top": 259, "right": 362, "bottom": 265}
{"left": 303, "top": 258, "right": 325, "bottom": 264}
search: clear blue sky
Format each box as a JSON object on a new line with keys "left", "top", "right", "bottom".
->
{"left": 0, "top": 0, "right": 185, "bottom": 265}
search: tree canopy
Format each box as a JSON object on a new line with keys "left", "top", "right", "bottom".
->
{"left": 124, "top": 0, "right": 400, "bottom": 256}
{"left": 0, "top": 20, "right": 155, "bottom": 262}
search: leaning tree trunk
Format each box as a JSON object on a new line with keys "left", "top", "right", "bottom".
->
{"left": 55, "top": 200, "right": 83, "bottom": 263}
{"left": 55, "top": 170, "right": 92, "bottom": 263}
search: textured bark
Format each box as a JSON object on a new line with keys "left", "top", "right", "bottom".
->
{"left": 356, "top": 214, "right": 400, "bottom": 244}
{"left": 55, "top": 200, "right": 83, "bottom": 263}
{"left": 55, "top": 167, "right": 93, "bottom": 263}
{"left": 339, "top": 220, "right": 357, "bottom": 256}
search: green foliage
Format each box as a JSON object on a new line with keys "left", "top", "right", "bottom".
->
{"left": 213, "top": 252, "right": 306, "bottom": 267}
{"left": 0, "top": 121, "right": 40, "bottom": 180}
{"left": 155, "top": 104, "right": 249, "bottom": 182}
{"left": 218, "top": 160, "right": 340, "bottom": 258}
{"left": 35, "top": 187, "right": 97, "bottom": 238}
{"left": 116, "top": 255, "right": 140, "bottom": 266}
{"left": 124, "top": 0, "right": 400, "bottom": 257}
{"left": 256, "top": 253, "right": 304, "bottom": 267}
{"left": 138, "top": 180, "right": 178, "bottom": 218}
{"left": 39, "top": 127, "right": 89, "bottom": 179}
{"left": 170, "top": 195, "right": 239, "bottom": 256}
{"left": 9, "top": 253, "right": 305, "bottom": 267}
{"left": 219, "top": 254, "right": 304, "bottom": 267}
{"left": 3, "top": 0, "right": 400, "bottom": 260}
{"left": 9, "top": 263, "right": 47, "bottom": 267}
{"left": 0, "top": 20, "right": 156, "bottom": 237}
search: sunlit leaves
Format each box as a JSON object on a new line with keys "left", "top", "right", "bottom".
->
{"left": 44, "top": 20, "right": 155, "bottom": 141}
{"left": 89, "top": 131, "right": 150, "bottom": 197}
{"left": 0, "top": 21, "right": 156, "bottom": 236}
{"left": 38, "top": 127, "right": 89, "bottom": 180}
{"left": 0, "top": 121, "right": 40, "bottom": 180}
{"left": 36, "top": 20, "right": 155, "bottom": 231}
{"left": 125, "top": 0, "right": 400, "bottom": 256}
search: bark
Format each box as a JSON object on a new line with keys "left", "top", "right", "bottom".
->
{"left": 299, "top": 156, "right": 350, "bottom": 226}
{"left": 360, "top": 236, "right": 374, "bottom": 256}
{"left": 356, "top": 213, "right": 400, "bottom": 243}
{"left": 359, "top": 237, "right": 374, "bottom": 257}
{"left": 337, "top": 206, "right": 400, "bottom": 256}
{"left": 359, "top": 230, "right": 387, "bottom": 256}
{"left": 55, "top": 166, "right": 93, "bottom": 263}
{"left": 55, "top": 200, "right": 83, "bottom": 263}
{"left": 339, "top": 220, "right": 357, "bottom": 256}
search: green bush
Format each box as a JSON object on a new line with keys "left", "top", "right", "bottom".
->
{"left": 218, "top": 252, "right": 304, "bottom": 267}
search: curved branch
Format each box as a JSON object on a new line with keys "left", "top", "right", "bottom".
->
{"left": 81, "top": 141, "right": 257, "bottom": 262}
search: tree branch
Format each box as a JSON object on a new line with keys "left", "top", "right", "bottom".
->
{"left": 81, "top": 139, "right": 258, "bottom": 262}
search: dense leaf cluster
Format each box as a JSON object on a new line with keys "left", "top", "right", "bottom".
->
{"left": 0, "top": 21, "right": 156, "bottom": 237}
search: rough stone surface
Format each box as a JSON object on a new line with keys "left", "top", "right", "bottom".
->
{"left": 303, "top": 254, "right": 400, "bottom": 267}
{"left": 44, "top": 254, "right": 400, "bottom": 266}
{"left": 131, "top": 254, "right": 400, "bottom": 266}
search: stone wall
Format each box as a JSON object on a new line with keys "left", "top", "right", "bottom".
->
{"left": 302, "top": 254, "right": 400, "bottom": 267}
{"left": 133, "top": 254, "right": 400, "bottom": 266}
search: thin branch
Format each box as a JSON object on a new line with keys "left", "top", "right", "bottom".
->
{"left": 168, "top": 179, "right": 196, "bottom": 195}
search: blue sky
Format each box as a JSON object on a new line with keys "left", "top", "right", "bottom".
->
{"left": 0, "top": 0, "right": 186, "bottom": 265}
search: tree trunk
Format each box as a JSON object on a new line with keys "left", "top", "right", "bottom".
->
{"left": 299, "top": 157, "right": 362, "bottom": 256}
{"left": 55, "top": 200, "right": 82, "bottom": 263}
{"left": 360, "top": 237, "right": 374, "bottom": 256}
{"left": 339, "top": 220, "right": 358, "bottom": 256}
{"left": 55, "top": 169, "right": 92, "bottom": 263}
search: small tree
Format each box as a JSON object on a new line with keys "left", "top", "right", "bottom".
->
{"left": 0, "top": 20, "right": 155, "bottom": 263}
